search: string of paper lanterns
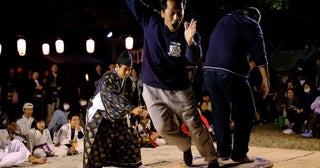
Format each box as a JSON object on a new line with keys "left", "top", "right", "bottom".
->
{"left": 13, "top": 36, "right": 135, "bottom": 56}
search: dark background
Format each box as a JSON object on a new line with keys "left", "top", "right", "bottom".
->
{"left": 0, "top": 0, "right": 320, "bottom": 70}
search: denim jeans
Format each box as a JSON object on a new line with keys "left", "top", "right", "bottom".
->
{"left": 203, "top": 69, "right": 255, "bottom": 159}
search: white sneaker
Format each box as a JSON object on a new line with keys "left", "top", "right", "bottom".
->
{"left": 154, "top": 138, "right": 167, "bottom": 146}
{"left": 283, "top": 128, "right": 295, "bottom": 135}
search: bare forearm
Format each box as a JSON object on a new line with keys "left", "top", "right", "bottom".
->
{"left": 258, "top": 65, "right": 270, "bottom": 99}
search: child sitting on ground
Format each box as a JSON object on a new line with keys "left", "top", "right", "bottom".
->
{"left": 27, "top": 118, "right": 66, "bottom": 157}
{"left": 54, "top": 112, "right": 84, "bottom": 156}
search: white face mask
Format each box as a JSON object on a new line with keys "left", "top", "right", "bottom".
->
{"left": 304, "top": 88, "right": 310, "bottom": 93}
{"left": 80, "top": 100, "right": 87, "bottom": 106}
{"left": 63, "top": 104, "right": 70, "bottom": 111}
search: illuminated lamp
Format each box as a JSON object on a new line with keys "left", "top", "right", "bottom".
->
{"left": 125, "top": 36, "right": 134, "bottom": 50}
{"left": 106, "top": 31, "right": 113, "bottom": 38}
{"left": 85, "top": 73, "right": 89, "bottom": 82}
{"left": 42, "top": 43, "right": 50, "bottom": 55}
{"left": 55, "top": 38, "right": 64, "bottom": 54}
{"left": 86, "top": 37, "right": 95, "bottom": 54}
{"left": 17, "top": 38, "right": 26, "bottom": 56}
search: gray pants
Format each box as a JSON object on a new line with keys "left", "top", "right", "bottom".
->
{"left": 142, "top": 84, "right": 217, "bottom": 162}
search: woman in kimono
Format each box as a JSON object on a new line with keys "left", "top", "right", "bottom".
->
{"left": 83, "top": 51, "right": 148, "bottom": 168}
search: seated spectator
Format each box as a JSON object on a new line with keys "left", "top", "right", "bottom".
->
{"left": 291, "top": 81, "right": 318, "bottom": 132}
{"left": 27, "top": 118, "right": 66, "bottom": 157}
{"left": 0, "top": 111, "right": 46, "bottom": 167}
{"left": 198, "top": 100, "right": 214, "bottom": 132}
{"left": 283, "top": 81, "right": 318, "bottom": 134}
{"left": 282, "top": 88, "right": 303, "bottom": 134}
{"left": 198, "top": 91, "right": 212, "bottom": 112}
{"left": 48, "top": 100, "right": 71, "bottom": 138}
{"left": 282, "top": 88, "right": 302, "bottom": 134}
{"left": 54, "top": 113, "right": 84, "bottom": 156}
{"left": 301, "top": 96, "right": 320, "bottom": 138}
{"left": 12, "top": 102, "right": 35, "bottom": 144}
{"left": 77, "top": 97, "right": 88, "bottom": 127}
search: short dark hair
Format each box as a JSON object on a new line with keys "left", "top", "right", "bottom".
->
{"left": 286, "top": 88, "right": 296, "bottom": 94}
{"left": 117, "top": 51, "right": 133, "bottom": 67}
{"left": 160, "top": 0, "right": 186, "bottom": 11}
{"left": 243, "top": 7, "right": 261, "bottom": 23}
{"left": 68, "top": 112, "right": 80, "bottom": 120}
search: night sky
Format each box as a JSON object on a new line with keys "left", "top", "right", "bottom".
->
{"left": 0, "top": 0, "right": 320, "bottom": 68}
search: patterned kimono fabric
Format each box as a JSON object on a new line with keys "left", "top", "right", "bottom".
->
{"left": 83, "top": 71, "right": 141, "bottom": 168}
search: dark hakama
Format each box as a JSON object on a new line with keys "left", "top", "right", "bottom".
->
{"left": 83, "top": 71, "right": 141, "bottom": 168}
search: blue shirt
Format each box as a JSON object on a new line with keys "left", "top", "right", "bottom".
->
{"left": 204, "top": 10, "right": 268, "bottom": 78}
{"left": 126, "top": 0, "right": 203, "bottom": 90}
{"left": 48, "top": 109, "right": 69, "bottom": 133}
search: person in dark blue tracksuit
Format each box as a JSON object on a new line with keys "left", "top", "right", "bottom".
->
{"left": 203, "top": 7, "right": 270, "bottom": 164}
{"left": 126, "top": 0, "right": 219, "bottom": 167}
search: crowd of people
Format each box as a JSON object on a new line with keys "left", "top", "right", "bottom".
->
{"left": 1, "top": 0, "right": 320, "bottom": 167}
{"left": 278, "top": 56, "right": 320, "bottom": 138}
{"left": 0, "top": 62, "right": 100, "bottom": 167}
{"left": 0, "top": 101, "right": 85, "bottom": 167}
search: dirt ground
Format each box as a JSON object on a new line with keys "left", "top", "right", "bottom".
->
{"left": 16, "top": 122, "right": 320, "bottom": 168}
{"left": 17, "top": 144, "right": 320, "bottom": 168}
{"left": 250, "top": 122, "right": 320, "bottom": 151}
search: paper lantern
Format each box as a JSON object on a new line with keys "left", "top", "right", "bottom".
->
{"left": 42, "top": 43, "right": 50, "bottom": 55}
{"left": 86, "top": 38, "right": 95, "bottom": 54}
{"left": 17, "top": 38, "right": 26, "bottom": 56}
{"left": 125, "top": 36, "right": 134, "bottom": 50}
{"left": 55, "top": 38, "right": 64, "bottom": 54}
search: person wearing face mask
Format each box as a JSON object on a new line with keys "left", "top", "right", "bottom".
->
{"left": 125, "top": 0, "right": 219, "bottom": 167}
{"left": 48, "top": 100, "right": 72, "bottom": 140}
{"left": 283, "top": 81, "right": 318, "bottom": 134}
